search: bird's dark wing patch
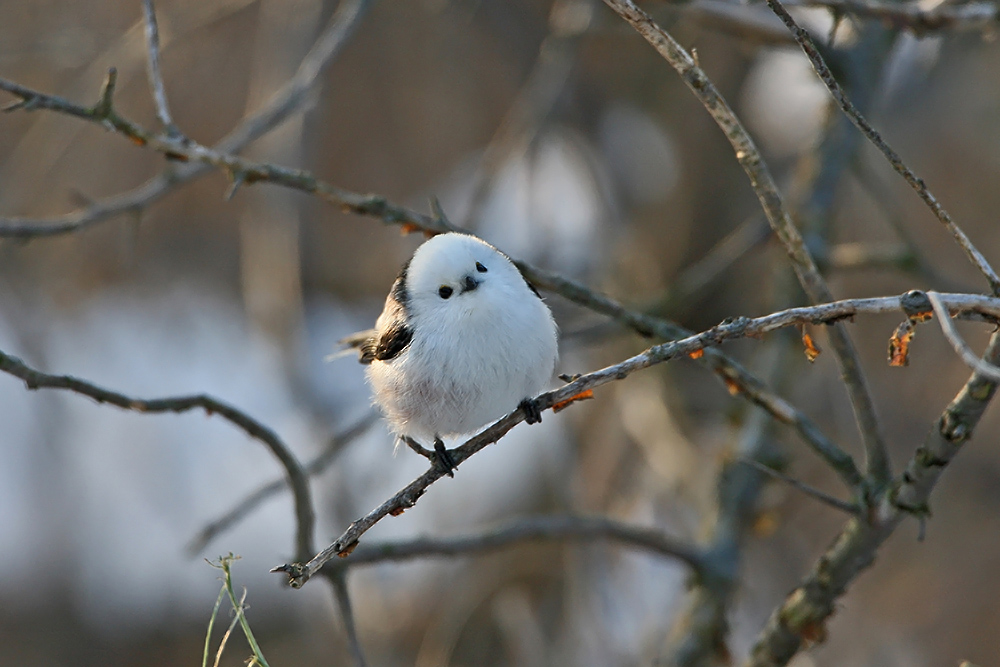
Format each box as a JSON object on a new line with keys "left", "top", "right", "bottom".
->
{"left": 390, "top": 259, "right": 411, "bottom": 312}
{"left": 372, "top": 320, "right": 413, "bottom": 361}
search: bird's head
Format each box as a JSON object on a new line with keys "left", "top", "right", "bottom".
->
{"left": 403, "top": 233, "right": 527, "bottom": 323}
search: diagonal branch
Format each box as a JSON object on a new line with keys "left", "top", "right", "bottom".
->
{"left": 601, "top": 0, "right": 892, "bottom": 488}
{"left": 520, "top": 262, "right": 864, "bottom": 490}
{"left": 739, "top": 457, "right": 859, "bottom": 514}
{"left": 272, "top": 290, "right": 1000, "bottom": 588}
{"left": 0, "top": 347, "right": 315, "bottom": 563}
{"left": 765, "top": 0, "right": 1000, "bottom": 297}
{"left": 789, "top": 0, "right": 1000, "bottom": 35}
{"left": 324, "top": 570, "right": 368, "bottom": 667}
{"left": 141, "top": 0, "right": 179, "bottom": 136}
{"left": 747, "top": 329, "right": 1000, "bottom": 666}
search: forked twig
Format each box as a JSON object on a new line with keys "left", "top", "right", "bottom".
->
{"left": 765, "top": 0, "right": 1000, "bottom": 297}
{"left": 602, "top": 0, "right": 891, "bottom": 486}
{"left": 926, "top": 291, "right": 1000, "bottom": 382}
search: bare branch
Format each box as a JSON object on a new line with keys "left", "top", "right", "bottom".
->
{"left": 789, "top": 0, "right": 1000, "bottom": 34}
{"left": 0, "top": 348, "right": 315, "bottom": 562}
{"left": 926, "top": 291, "right": 1000, "bottom": 382}
{"left": 141, "top": 0, "right": 179, "bottom": 136}
{"left": 521, "top": 262, "right": 863, "bottom": 489}
{"left": 738, "top": 457, "right": 859, "bottom": 515}
{"left": 601, "top": 0, "right": 892, "bottom": 487}
{"left": 748, "top": 330, "right": 1000, "bottom": 666}
{"left": 0, "top": 0, "right": 373, "bottom": 239}
{"left": 324, "top": 570, "right": 368, "bottom": 667}
{"left": 765, "top": 0, "right": 1000, "bottom": 297}
{"left": 272, "top": 290, "right": 1000, "bottom": 587}
{"left": 325, "top": 515, "right": 705, "bottom": 571}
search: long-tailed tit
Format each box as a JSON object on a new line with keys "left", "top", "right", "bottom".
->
{"left": 350, "top": 233, "right": 558, "bottom": 474}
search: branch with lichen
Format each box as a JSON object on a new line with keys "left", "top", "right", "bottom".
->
{"left": 0, "top": 68, "right": 852, "bottom": 497}
{"left": 271, "top": 289, "right": 1000, "bottom": 588}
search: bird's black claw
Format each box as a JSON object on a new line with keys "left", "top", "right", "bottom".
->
{"left": 433, "top": 438, "right": 456, "bottom": 477}
{"left": 519, "top": 397, "right": 543, "bottom": 425}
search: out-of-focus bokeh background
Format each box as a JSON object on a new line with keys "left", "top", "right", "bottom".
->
{"left": 2, "top": 0, "right": 1000, "bottom": 665}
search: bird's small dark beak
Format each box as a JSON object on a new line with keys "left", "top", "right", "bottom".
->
{"left": 460, "top": 275, "right": 479, "bottom": 293}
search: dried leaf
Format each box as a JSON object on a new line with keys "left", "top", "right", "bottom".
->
{"left": 888, "top": 320, "right": 915, "bottom": 367}
{"left": 801, "top": 326, "right": 821, "bottom": 362}
{"left": 552, "top": 389, "right": 594, "bottom": 413}
{"left": 389, "top": 506, "right": 407, "bottom": 516}
{"left": 688, "top": 348, "right": 705, "bottom": 360}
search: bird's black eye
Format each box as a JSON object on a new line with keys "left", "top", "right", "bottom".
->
{"left": 439, "top": 285, "right": 453, "bottom": 299}
{"left": 475, "top": 262, "right": 487, "bottom": 273}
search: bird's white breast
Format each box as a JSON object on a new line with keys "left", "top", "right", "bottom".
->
{"left": 368, "top": 277, "right": 557, "bottom": 442}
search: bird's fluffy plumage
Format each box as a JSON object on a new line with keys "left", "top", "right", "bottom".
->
{"left": 362, "top": 233, "right": 558, "bottom": 443}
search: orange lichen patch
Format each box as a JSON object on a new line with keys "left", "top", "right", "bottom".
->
{"left": 128, "top": 135, "right": 147, "bottom": 146}
{"left": 389, "top": 506, "right": 407, "bottom": 516}
{"left": 399, "top": 222, "right": 422, "bottom": 235}
{"left": 801, "top": 327, "right": 821, "bottom": 362}
{"left": 888, "top": 321, "right": 915, "bottom": 367}
{"left": 338, "top": 541, "right": 359, "bottom": 557}
{"left": 552, "top": 389, "right": 594, "bottom": 413}
{"left": 910, "top": 310, "right": 933, "bottom": 323}
{"left": 688, "top": 348, "right": 705, "bottom": 360}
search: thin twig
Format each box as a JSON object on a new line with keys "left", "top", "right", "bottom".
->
{"left": 0, "top": 0, "right": 373, "bottom": 238}
{"left": 0, "top": 70, "right": 457, "bottom": 235}
{"left": 272, "top": 290, "right": 1000, "bottom": 587}
{"left": 325, "top": 570, "right": 368, "bottom": 667}
{"left": 788, "top": 0, "right": 999, "bottom": 34}
{"left": 601, "top": 0, "right": 892, "bottom": 488}
{"left": 765, "top": 0, "right": 1000, "bottom": 297}
{"left": 186, "top": 412, "right": 378, "bottom": 556}
{"left": 748, "top": 330, "right": 1000, "bottom": 666}
{"left": 519, "top": 263, "right": 862, "bottom": 489}
{"left": 738, "top": 457, "right": 859, "bottom": 514}
{"left": 926, "top": 291, "right": 1000, "bottom": 382}
{"left": 0, "top": 348, "right": 315, "bottom": 562}
{"left": 325, "top": 515, "right": 704, "bottom": 571}
{"left": 141, "top": 0, "right": 179, "bottom": 136}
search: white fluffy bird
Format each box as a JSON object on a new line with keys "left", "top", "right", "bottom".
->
{"left": 352, "top": 233, "right": 558, "bottom": 473}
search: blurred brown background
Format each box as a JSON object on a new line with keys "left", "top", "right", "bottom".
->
{"left": 2, "top": 0, "right": 1000, "bottom": 665}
